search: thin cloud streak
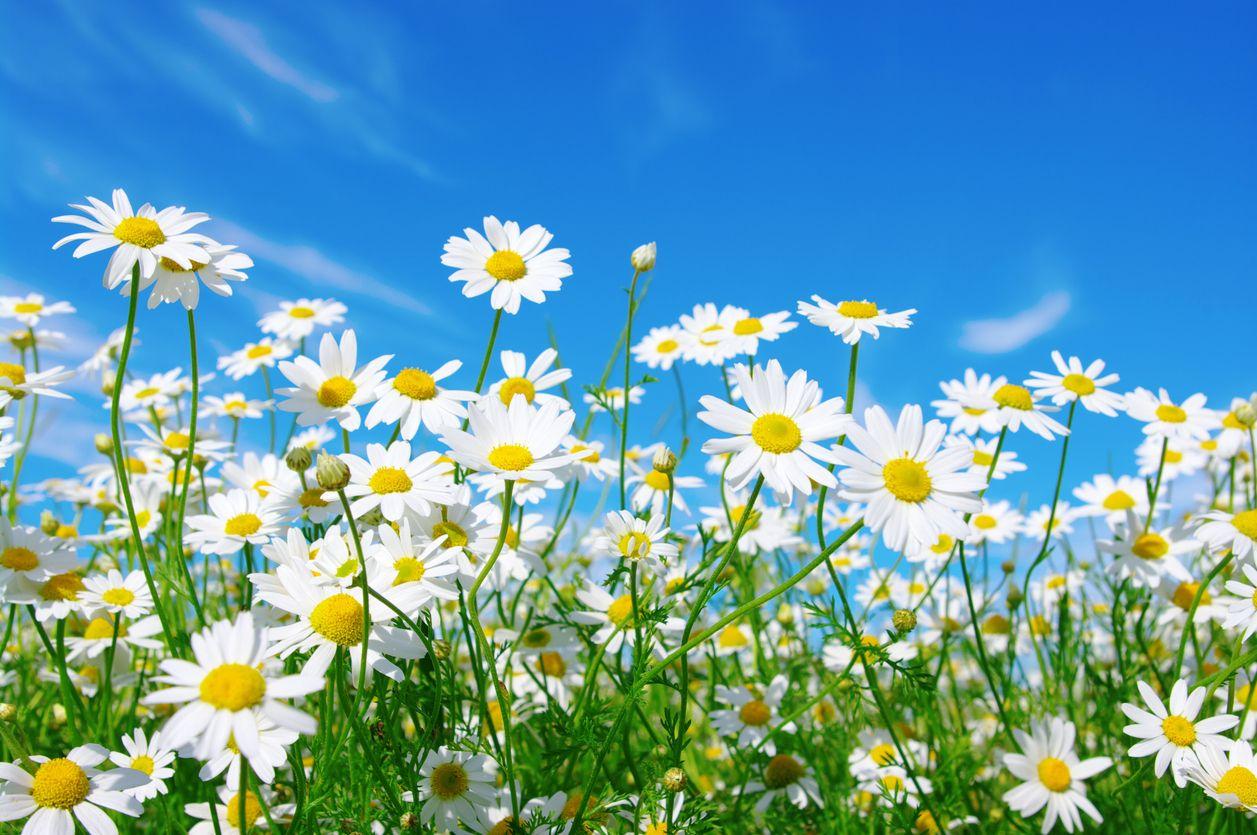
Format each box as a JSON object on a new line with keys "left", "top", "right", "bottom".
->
{"left": 958, "top": 291, "right": 1071, "bottom": 354}
{"left": 195, "top": 7, "right": 339, "bottom": 103}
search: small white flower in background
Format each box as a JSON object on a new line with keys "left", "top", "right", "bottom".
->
{"left": 185, "top": 783, "right": 276, "bottom": 835}
{"left": 142, "top": 612, "right": 323, "bottom": 763}
{"left": 0, "top": 361, "right": 75, "bottom": 411}
{"left": 741, "top": 753, "right": 822, "bottom": 813}
{"left": 1125, "top": 387, "right": 1218, "bottom": 443}
{"left": 366, "top": 359, "right": 476, "bottom": 439}
{"left": 108, "top": 728, "right": 176, "bottom": 801}
{"left": 1222, "top": 563, "right": 1257, "bottom": 639}
{"left": 594, "top": 509, "right": 678, "bottom": 569}
{"left": 987, "top": 381, "right": 1069, "bottom": 441}
{"left": 795, "top": 294, "right": 915, "bottom": 344}
{"left": 698, "top": 359, "right": 849, "bottom": 500}
{"left": 1072, "top": 473, "right": 1150, "bottom": 523}
{"left": 51, "top": 188, "right": 212, "bottom": 290}
{"left": 217, "top": 338, "right": 294, "bottom": 380}
{"left": 710, "top": 675, "right": 793, "bottom": 755}
{"left": 340, "top": 441, "right": 455, "bottom": 522}
{"left": 79, "top": 570, "right": 152, "bottom": 619}
{"left": 0, "top": 293, "right": 76, "bottom": 327}
{"left": 276, "top": 329, "right": 391, "bottom": 431}
{"left": 484, "top": 348, "right": 571, "bottom": 409}
{"left": 722, "top": 306, "right": 797, "bottom": 356}
{"left": 203, "top": 392, "right": 268, "bottom": 421}
{"left": 412, "top": 747, "right": 499, "bottom": 831}
{"left": 1025, "top": 352, "right": 1125, "bottom": 416}
{"left": 124, "top": 240, "right": 252, "bottom": 310}
{"left": 185, "top": 488, "right": 281, "bottom": 555}
{"left": 583, "top": 384, "right": 645, "bottom": 414}
{"left": 833, "top": 404, "right": 985, "bottom": 553}
{"left": 442, "top": 216, "right": 572, "bottom": 314}
{"left": 259, "top": 297, "right": 347, "bottom": 341}
{"left": 1100, "top": 510, "right": 1196, "bottom": 589}
{"left": 1002, "top": 716, "right": 1110, "bottom": 833}
{"left": 944, "top": 434, "right": 1026, "bottom": 481}
{"left": 0, "top": 744, "right": 146, "bottom": 835}
{"left": 678, "top": 302, "right": 739, "bottom": 366}
{"left": 931, "top": 369, "right": 1006, "bottom": 435}
{"left": 370, "top": 518, "right": 460, "bottom": 601}
{"left": 630, "top": 241, "right": 656, "bottom": 271}
{"left": 1121, "top": 679, "right": 1238, "bottom": 786}
{"left": 1196, "top": 506, "right": 1257, "bottom": 562}
{"left": 631, "top": 324, "right": 688, "bottom": 370}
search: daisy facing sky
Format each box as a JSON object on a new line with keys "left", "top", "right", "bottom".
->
{"left": 442, "top": 216, "right": 572, "bottom": 314}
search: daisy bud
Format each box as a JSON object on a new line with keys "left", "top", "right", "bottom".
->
{"left": 8, "top": 330, "right": 33, "bottom": 351}
{"left": 1006, "top": 585, "right": 1023, "bottom": 609}
{"left": 101, "top": 370, "right": 116, "bottom": 396}
{"left": 285, "top": 446, "right": 313, "bottom": 473}
{"left": 631, "top": 241, "right": 657, "bottom": 272}
{"left": 652, "top": 446, "right": 677, "bottom": 474}
{"left": 94, "top": 433, "right": 114, "bottom": 455}
{"left": 1236, "top": 402, "right": 1257, "bottom": 428}
{"left": 39, "top": 511, "right": 59, "bottom": 536}
{"left": 662, "top": 766, "right": 687, "bottom": 793}
{"left": 892, "top": 608, "right": 917, "bottom": 633}
{"left": 316, "top": 452, "right": 351, "bottom": 491}
{"left": 51, "top": 704, "right": 67, "bottom": 727}
{"left": 1001, "top": 559, "right": 1015, "bottom": 575}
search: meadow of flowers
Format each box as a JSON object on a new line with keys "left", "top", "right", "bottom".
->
{"left": 0, "top": 189, "right": 1255, "bottom": 834}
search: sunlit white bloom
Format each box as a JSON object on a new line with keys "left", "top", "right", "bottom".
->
{"left": 366, "top": 359, "right": 475, "bottom": 439}
{"left": 944, "top": 435, "right": 1026, "bottom": 481}
{"left": 1100, "top": 510, "right": 1196, "bottom": 589}
{"left": 185, "top": 489, "right": 282, "bottom": 555}
{"left": 0, "top": 523, "right": 74, "bottom": 588}
{"left": 1222, "top": 563, "right": 1257, "bottom": 639}
{"left": 414, "top": 747, "right": 498, "bottom": 831}
{"left": 0, "top": 293, "right": 75, "bottom": 327}
{"left": 276, "top": 330, "right": 390, "bottom": 431}
{"left": 439, "top": 394, "right": 574, "bottom": 485}
{"left": 721, "top": 306, "right": 797, "bottom": 355}
{"left": 560, "top": 437, "right": 619, "bottom": 482}
{"left": 114, "top": 369, "right": 183, "bottom": 414}
{"left": 0, "top": 744, "right": 145, "bottom": 835}
{"left": 125, "top": 240, "right": 251, "bottom": 309}
{"left": 1072, "top": 473, "right": 1150, "bottom": 523}
{"left": 987, "top": 382, "right": 1069, "bottom": 441}
{"left": 108, "top": 728, "right": 176, "bottom": 801}
{"left": 834, "top": 404, "right": 985, "bottom": 553}
{"left": 678, "top": 302, "right": 739, "bottom": 366}
{"left": 442, "top": 216, "right": 572, "bottom": 314}
{"left": 341, "top": 441, "right": 455, "bottom": 522}
{"left": 217, "top": 338, "right": 293, "bottom": 380}
{"left": 1177, "top": 738, "right": 1257, "bottom": 814}
{"left": 484, "top": 348, "right": 571, "bottom": 409}
{"left": 1135, "top": 435, "right": 1204, "bottom": 481}
{"left": 52, "top": 188, "right": 212, "bottom": 290}
{"left": 1121, "top": 679, "right": 1238, "bottom": 786}
{"left": 203, "top": 392, "right": 268, "bottom": 421}
{"left": 710, "top": 676, "right": 793, "bottom": 755}
{"left": 593, "top": 510, "right": 678, "bottom": 569}
{"left": 1002, "top": 716, "right": 1110, "bottom": 833}
{"left": 0, "top": 362, "right": 75, "bottom": 411}
{"left": 1197, "top": 506, "right": 1257, "bottom": 562}
{"left": 932, "top": 369, "right": 1005, "bottom": 435}
{"left": 1022, "top": 503, "right": 1079, "bottom": 543}
{"left": 1025, "top": 352, "right": 1124, "bottom": 415}
{"left": 370, "top": 519, "right": 460, "bottom": 602}
{"left": 259, "top": 298, "right": 346, "bottom": 341}
{"left": 584, "top": 384, "right": 644, "bottom": 413}
{"left": 79, "top": 570, "right": 152, "bottom": 619}
{"left": 632, "top": 324, "right": 688, "bottom": 370}
{"left": 1125, "top": 387, "right": 1218, "bottom": 443}
{"left": 197, "top": 715, "right": 296, "bottom": 787}
{"left": 796, "top": 295, "right": 915, "bottom": 344}
{"left": 967, "top": 499, "right": 1023, "bottom": 545}
{"left": 627, "top": 469, "right": 703, "bottom": 517}
{"left": 741, "top": 753, "right": 822, "bottom": 813}
{"left": 65, "top": 614, "right": 163, "bottom": 662}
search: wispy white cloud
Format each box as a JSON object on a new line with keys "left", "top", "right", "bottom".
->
{"left": 959, "top": 291, "right": 1071, "bottom": 354}
{"left": 194, "top": 7, "right": 339, "bottom": 103}
{"left": 210, "top": 220, "right": 432, "bottom": 317}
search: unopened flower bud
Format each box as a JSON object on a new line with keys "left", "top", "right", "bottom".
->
{"left": 892, "top": 608, "right": 917, "bottom": 633}
{"left": 662, "top": 767, "right": 687, "bottom": 793}
{"left": 652, "top": 447, "right": 677, "bottom": 474}
{"left": 1001, "top": 559, "right": 1016, "bottom": 575}
{"left": 100, "top": 370, "right": 116, "bottom": 397}
{"left": 631, "top": 241, "right": 657, "bottom": 272}
{"left": 94, "top": 433, "right": 114, "bottom": 455}
{"left": 316, "top": 452, "right": 350, "bottom": 491}
{"left": 285, "top": 446, "right": 313, "bottom": 473}
{"left": 39, "top": 511, "right": 60, "bottom": 536}
{"left": 1236, "top": 403, "right": 1257, "bottom": 428}
{"left": 1006, "top": 585, "right": 1023, "bottom": 609}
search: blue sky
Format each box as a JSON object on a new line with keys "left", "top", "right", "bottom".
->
{"left": 2, "top": 1, "right": 1254, "bottom": 506}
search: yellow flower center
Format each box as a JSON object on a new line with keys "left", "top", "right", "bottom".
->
{"left": 1232, "top": 510, "right": 1257, "bottom": 539}
{"left": 718, "top": 624, "right": 749, "bottom": 648}
{"left": 1172, "top": 582, "right": 1209, "bottom": 611}
{"left": 158, "top": 256, "right": 209, "bottom": 273}
{"left": 750, "top": 413, "right": 802, "bottom": 454}
{"left": 1101, "top": 490, "right": 1135, "bottom": 511}
{"left": 430, "top": 761, "right": 471, "bottom": 799}
{"left": 130, "top": 755, "right": 155, "bottom": 775}
{"left": 606, "top": 594, "right": 634, "bottom": 626}
{"left": 644, "top": 469, "right": 671, "bottom": 491}
{"left": 488, "top": 444, "right": 534, "bottom": 471}
{"left": 40, "top": 573, "right": 84, "bottom": 601}
{"left": 738, "top": 699, "right": 772, "bottom": 726}
{"left": 993, "top": 384, "right": 1034, "bottom": 411}
{"left": 369, "top": 467, "right": 413, "bottom": 494}
{"left": 974, "top": 514, "right": 997, "bottom": 530}
{"left": 84, "top": 617, "right": 125, "bottom": 640}
{"left": 1132, "top": 533, "right": 1169, "bottom": 560}
{"left": 484, "top": 248, "right": 528, "bottom": 281}
{"left": 882, "top": 458, "right": 932, "bottom": 503}
{"left": 837, "top": 300, "right": 878, "bottom": 318}
{"left": 1216, "top": 766, "right": 1257, "bottom": 806}
{"left": 164, "top": 432, "right": 191, "bottom": 451}
{"left": 298, "top": 488, "right": 329, "bottom": 509}
{"left": 698, "top": 324, "right": 724, "bottom": 346}
{"left": 571, "top": 444, "right": 601, "bottom": 463}
{"left": 1, "top": 546, "right": 38, "bottom": 571}
{"left": 915, "top": 810, "right": 941, "bottom": 834}
{"left": 393, "top": 557, "right": 425, "bottom": 585}
{"left": 644, "top": 823, "right": 668, "bottom": 835}
{"left": 134, "top": 386, "right": 160, "bottom": 400}
{"left": 393, "top": 368, "right": 437, "bottom": 400}
{"left": 733, "top": 317, "right": 763, "bottom": 335}
{"left": 764, "top": 754, "right": 805, "bottom": 788}
{"left": 617, "top": 531, "right": 652, "bottom": 559}
{"left": 0, "top": 362, "right": 27, "bottom": 385}
{"left": 972, "top": 449, "right": 994, "bottom": 467}
{"left": 1155, "top": 403, "right": 1187, "bottom": 423}
{"left": 1061, "top": 374, "right": 1096, "bottom": 396}
{"left": 226, "top": 790, "right": 263, "bottom": 831}
{"left": 55, "top": 524, "right": 77, "bottom": 539}
{"left": 1037, "top": 757, "right": 1071, "bottom": 792}
{"left": 30, "top": 758, "right": 90, "bottom": 809}
{"left": 288, "top": 306, "right": 316, "bottom": 319}
{"left": 1161, "top": 715, "right": 1197, "bottom": 746}
{"left": 869, "top": 743, "right": 896, "bottom": 766}
{"left": 225, "top": 513, "right": 263, "bottom": 537}
{"left": 498, "top": 376, "right": 536, "bottom": 405}
{"left": 1165, "top": 449, "right": 1183, "bottom": 464}
{"left": 882, "top": 774, "right": 906, "bottom": 792}
{"left": 102, "top": 587, "right": 135, "bottom": 607}
{"left": 432, "top": 521, "right": 469, "bottom": 548}
{"left": 522, "top": 628, "right": 552, "bottom": 648}
{"left": 200, "top": 664, "right": 267, "bottom": 711}
{"left": 538, "top": 651, "right": 566, "bottom": 677}
{"left": 317, "top": 376, "right": 357, "bottom": 408}
{"left": 245, "top": 344, "right": 273, "bottom": 359}
{"left": 13, "top": 302, "right": 43, "bottom": 314}
{"left": 309, "top": 593, "right": 365, "bottom": 646}
{"left": 982, "top": 614, "right": 1011, "bottom": 635}
{"left": 656, "top": 339, "right": 679, "bottom": 354}
{"left": 113, "top": 216, "right": 166, "bottom": 249}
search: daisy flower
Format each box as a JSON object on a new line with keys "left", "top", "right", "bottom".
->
{"left": 1121, "top": 679, "right": 1238, "bottom": 786}
{"left": 65, "top": 615, "right": 163, "bottom": 662}
{"left": 276, "top": 329, "right": 391, "bottom": 431}
{"left": 1222, "top": 563, "right": 1257, "bottom": 639}
{"left": 1100, "top": 510, "right": 1196, "bottom": 589}
{"left": 0, "top": 362, "right": 75, "bottom": 411}
{"left": 1125, "top": 387, "right": 1218, "bottom": 443}
{"left": 1002, "top": 716, "right": 1110, "bottom": 833}
{"left": 833, "top": 404, "right": 986, "bottom": 553}
{"left": 742, "top": 753, "right": 822, "bottom": 813}
{"left": 1196, "top": 506, "right": 1257, "bottom": 561}
{"left": 967, "top": 500, "right": 1023, "bottom": 545}
{"left": 631, "top": 325, "right": 688, "bottom": 370}
{"left": 1022, "top": 503, "right": 1079, "bottom": 543}
{"left": 700, "top": 493, "right": 801, "bottom": 554}
{"left": 185, "top": 489, "right": 281, "bottom": 555}
{"left": 944, "top": 435, "right": 1026, "bottom": 480}
{"left": 678, "top": 302, "right": 739, "bottom": 366}
{"left": 115, "top": 369, "right": 182, "bottom": 414}
{"left": 371, "top": 520, "right": 460, "bottom": 600}
{"left": 185, "top": 784, "right": 276, "bottom": 835}
{"left": 989, "top": 383, "right": 1069, "bottom": 441}
{"left": 51, "top": 188, "right": 211, "bottom": 290}
{"left": 796, "top": 295, "right": 915, "bottom": 344}
{"left": 710, "top": 676, "right": 793, "bottom": 755}
{"left": 340, "top": 441, "right": 455, "bottom": 522}
{"left": 442, "top": 215, "right": 572, "bottom": 314}
{"left": 932, "top": 369, "right": 1006, "bottom": 435}
{"left": 124, "top": 240, "right": 252, "bottom": 310}
{"left": 697, "top": 359, "right": 850, "bottom": 500}
{"left": 0, "top": 744, "right": 145, "bottom": 835}
{"left": 583, "top": 384, "right": 644, "bottom": 413}
{"left": 1072, "top": 474, "right": 1150, "bottom": 523}
{"left": 0, "top": 293, "right": 75, "bottom": 327}
{"left": 365, "top": 359, "right": 475, "bottom": 439}
{"left": 1136, "top": 436, "right": 1204, "bottom": 481}
{"left": 628, "top": 469, "right": 703, "bottom": 517}
{"left": 1025, "top": 352, "right": 1124, "bottom": 416}
{"left": 439, "top": 394, "right": 574, "bottom": 486}
{"left": 259, "top": 298, "right": 346, "bottom": 342}
{"left": 203, "top": 392, "right": 268, "bottom": 421}
{"left": 593, "top": 510, "right": 678, "bottom": 569}
{"left": 79, "top": 570, "right": 152, "bottom": 619}
{"left": 197, "top": 716, "right": 296, "bottom": 787}
{"left": 108, "top": 728, "right": 176, "bottom": 801}
{"left": 560, "top": 437, "right": 619, "bottom": 482}
{"left": 722, "top": 306, "right": 797, "bottom": 355}
{"left": 217, "top": 338, "right": 293, "bottom": 380}
{"left": 484, "top": 348, "right": 572, "bottom": 409}
{"left": 1178, "top": 739, "right": 1257, "bottom": 813}
{"left": 0, "top": 523, "right": 74, "bottom": 588}
{"left": 414, "top": 747, "right": 498, "bottom": 831}
{"left": 571, "top": 579, "right": 641, "bottom": 654}
{"left": 219, "top": 453, "right": 295, "bottom": 502}
{"left": 143, "top": 612, "right": 323, "bottom": 762}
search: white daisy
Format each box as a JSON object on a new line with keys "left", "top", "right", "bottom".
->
{"left": 0, "top": 744, "right": 145, "bottom": 835}
{"left": 124, "top": 240, "right": 252, "bottom": 310}
{"left": 631, "top": 325, "right": 688, "bottom": 370}
{"left": 0, "top": 523, "right": 75, "bottom": 588}
{"left": 0, "top": 293, "right": 76, "bottom": 327}
{"left": 721, "top": 306, "right": 797, "bottom": 356}
{"left": 217, "top": 338, "right": 293, "bottom": 380}
{"left": 944, "top": 435, "right": 1026, "bottom": 481}
{"left": 442, "top": 216, "right": 572, "bottom": 314}
{"left": 484, "top": 348, "right": 572, "bottom": 409}
{"left": 988, "top": 382, "right": 1069, "bottom": 441}
{"left": 678, "top": 302, "right": 739, "bottom": 366}
{"left": 1121, "top": 679, "right": 1238, "bottom": 786}
{"left": 439, "top": 394, "right": 575, "bottom": 486}
{"left": 184, "top": 489, "right": 282, "bottom": 555}
{"left": 796, "top": 295, "right": 915, "bottom": 344}
{"left": 414, "top": 747, "right": 498, "bottom": 831}
{"left": 0, "top": 362, "right": 75, "bottom": 412}
{"left": 742, "top": 754, "right": 822, "bottom": 813}
{"left": 1222, "top": 563, "right": 1257, "bottom": 639}
{"left": 710, "top": 676, "right": 793, "bottom": 755}
{"left": 932, "top": 369, "right": 1007, "bottom": 435}
{"left": 203, "top": 392, "right": 268, "bottom": 421}
{"left": 1072, "top": 473, "right": 1150, "bottom": 523}
{"left": 1196, "top": 506, "right": 1257, "bottom": 561}
{"left": 365, "top": 359, "right": 475, "bottom": 439}
{"left": 1100, "top": 510, "right": 1196, "bottom": 589}
{"left": 79, "top": 570, "right": 152, "bottom": 619}
{"left": 276, "top": 329, "right": 391, "bottom": 431}
{"left": 967, "top": 500, "right": 1023, "bottom": 545}
{"left": 370, "top": 518, "right": 460, "bottom": 601}
{"left": 1002, "top": 717, "right": 1110, "bottom": 833}
{"left": 1125, "top": 387, "right": 1218, "bottom": 443}
{"left": 1178, "top": 738, "right": 1257, "bottom": 813}
{"left": 340, "top": 441, "right": 455, "bottom": 522}
{"left": 259, "top": 298, "right": 347, "bottom": 342}
{"left": 584, "top": 384, "right": 645, "bottom": 414}
{"left": 593, "top": 509, "right": 678, "bottom": 569}
{"left": 108, "top": 728, "right": 176, "bottom": 801}
{"left": 1025, "top": 352, "right": 1124, "bottom": 416}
